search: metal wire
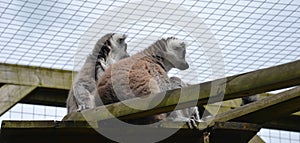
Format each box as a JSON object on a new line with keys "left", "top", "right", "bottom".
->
{"left": 0, "top": 0, "right": 298, "bottom": 82}
{"left": 258, "top": 128, "right": 300, "bottom": 143}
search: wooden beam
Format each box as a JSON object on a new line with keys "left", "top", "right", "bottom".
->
{"left": 2, "top": 60, "right": 299, "bottom": 109}
{"left": 204, "top": 104, "right": 234, "bottom": 115}
{"left": 212, "top": 92, "right": 273, "bottom": 109}
{"left": 204, "top": 98, "right": 241, "bottom": 115}
{"left": 204, "top": 93, "right": 275, "bottom": 115}
{"left": 263, "top": 115, "right": 300, "bottom": 132}
{"left": 203, "top": 95, "right": 300, "bottom": 132}
{"left": 206, "top": 87, "right": 300, "bottom": 126}
{"left": 249, "top": 135, "right": 265, "bottom": 143}
{"left": 233, "top": 88, "right": 300, "bottom": 124}
{"left": 292, "top": 111, "right": 300, "bottom": 116}
{"left": 64, "top": 60, "right": 300, "bottom": 121}
{"left": 20, "top": 87, "right": 68, "bottom": 107}
{"left": 1, "top": 120, "right": 261, "bottom": 143}
{"left": 209, "top": 122, "right": 261, "bottom": 143}
{"left": 0, "top": 63, "right": 73, "bottom": 90}
{"left": 203, "top": 87, "right": 300, "bottom": 142}
{"left": 1, "top": 120, "right": 204, "bottom": 143}
{"left": 0, "top": 84, "right": 36, "bottom": 116}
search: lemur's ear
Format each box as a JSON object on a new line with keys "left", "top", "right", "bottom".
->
{"left": 123, "top": 34, "right": 127, "bottom": 38}
{"left": 180, "top": 41, "right": 186, "bottom": 48}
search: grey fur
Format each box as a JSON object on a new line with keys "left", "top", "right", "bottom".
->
{"left": 66, "top": 33, "right": 129, "bottom": 113}
{"left": 167, "top": 76, "right": 201, "bottom": 128}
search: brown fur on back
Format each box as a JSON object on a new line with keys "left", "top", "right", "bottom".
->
{"left": 97, "top": 55, "right": 170, "bottom": 124}
{"left": 97, "top": 37, "right": 189, "bottom": 124}
{"left": 97, "top": 55, "right": 170, "bottom": 105}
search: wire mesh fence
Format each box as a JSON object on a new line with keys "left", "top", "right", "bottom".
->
{"left": 1, "top": 0, "right": 299, "bottom": 82}
{"left": 258, "top": 128, "right": 300, "bottom": 143}
{"left": 0, "top": 103, "right": 66, "bottom": 121}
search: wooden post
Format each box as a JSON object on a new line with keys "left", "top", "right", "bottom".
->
{"left": 0, "top": 84, "right": 36, "bottom": 116}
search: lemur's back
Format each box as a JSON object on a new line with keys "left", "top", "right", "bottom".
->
{"left": 97, "top": 55, "right": 170, "bottom": 105}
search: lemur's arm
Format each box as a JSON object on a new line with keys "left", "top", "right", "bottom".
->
{"left": 166, "top": 76, "right": 202, "bottom": 129}
{"left": 72, "top": 81, "right": 96, "bottom": 111}
{"left": 95, "top": 58, "right": 107, "bottom": 81}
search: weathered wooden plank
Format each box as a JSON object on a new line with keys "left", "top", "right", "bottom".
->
{"left": 204, "top": 104, "right": 233, "bottom": 115}
{"left": 233, "top": 89, "right": 300, "bottom": 125}
{"left": 20, "top": 87, "right": 68, "bottom": 107}
{"left": 263, "top": 115, "right": 300, "bottom": 132}
{"left": 209, "top": 122, "right": 261, "bottom": 143}
{"left": 0, "top": 63, "right": 73, "bottom": 90}
{"left": 204, "top": 88, "right": 300, "bottom": 142}
{"left": 249, "top": 135, "right": 265, "bottom": 143}
{"left": 1, "top": 120, "right": 204, "bottom": 143}
{"left": 204, "top": 93, "right": 275, "bottom": 115}
{"left": 0, "top": 84, "right": 36, "bottom": 116}
{"left": 206, "top": 87, "right": 300, "bottom": 126}
{"left": 1, "top": 120, "right": 261, "bottom": 143}
{"left": 64, "top": 86, "right": 300, "bottom": 135}
{"left": 1, "top": 120, "right": 91, "bottom": 129}
{"left": 203, "top": 98, "right": 242, "bottom": 115}
{"left": 204, "top": 104, "right": 300, "bottom": 132}
{"left": 292, "top": 111, "right": 300, "bottom": 116}
{"left": 64, "top": 60, "right": 300, "bottom": 121}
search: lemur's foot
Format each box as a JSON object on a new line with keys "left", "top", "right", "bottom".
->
{"left": 77, "top": 105, "right": 93, "bottom": 112}
{"left": 186, "top": 116, "right": 203, "bottom": 129}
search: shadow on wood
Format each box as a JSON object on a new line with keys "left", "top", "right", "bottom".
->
{"left": 0, "top": 120, "right": 261, "bottom": 143}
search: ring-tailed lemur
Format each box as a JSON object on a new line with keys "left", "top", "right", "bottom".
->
{"left": 66, "top": 33, "right": 129, "bottom": 113}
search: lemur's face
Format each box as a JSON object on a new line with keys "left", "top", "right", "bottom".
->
{"left": 108, "top": 33, "right": 129, "bottom": 60}
{"left": 165, "top": 37, "right": 189, "bottom": 70}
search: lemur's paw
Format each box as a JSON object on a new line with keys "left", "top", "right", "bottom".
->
{"left": 77, "top": 105, "right": 92, "bottom": 112}
{"left": 186, "top": 117, "right": 203, "bottom": 129}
